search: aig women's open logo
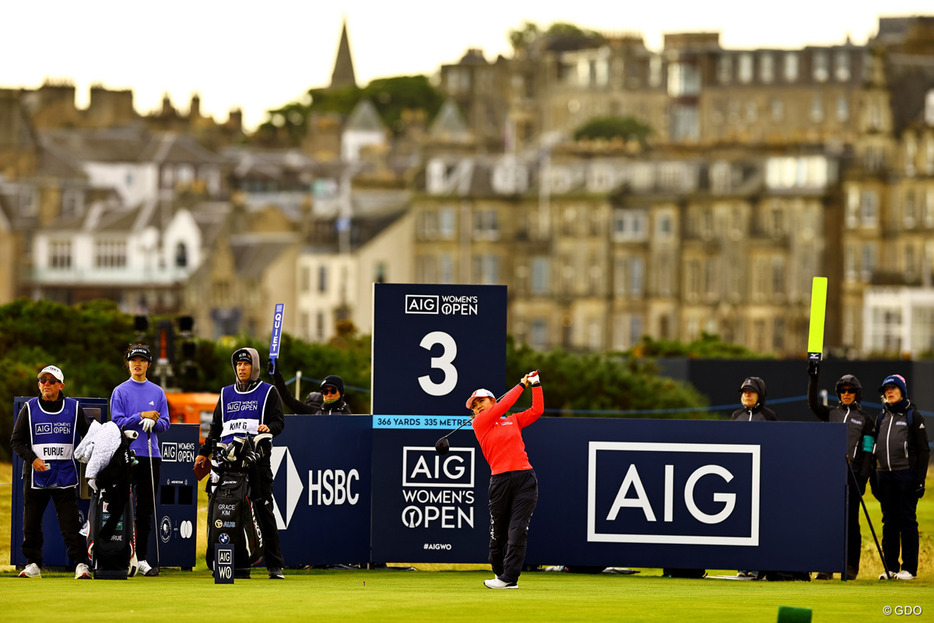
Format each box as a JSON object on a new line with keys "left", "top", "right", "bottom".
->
{"left": 587, "top": 442, "right": 760, "bottom": 546}
{"left": 399, "top": 446, "right": 476, "bottom": 529}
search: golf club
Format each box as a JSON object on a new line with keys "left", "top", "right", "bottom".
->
{"left": 846, "top": 455, "right": 889, "bottom": 579}
{"left": 148, "top": 431, "right": 161, "bottom": 575}
{"left": 434, "top": 417, "right": 474, "bottom": 455}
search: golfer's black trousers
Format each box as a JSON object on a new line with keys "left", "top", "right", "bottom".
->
{"left": 488, "top": 469, "right": 538, "bottom": 584}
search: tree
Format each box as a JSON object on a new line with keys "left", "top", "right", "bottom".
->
{"left": 505, "top": 336, "right": 709, "bottom": 417}
{"left": 573, "top": 116, "right": 653, "bottom": 145}
{"left": 256, "top": 75, "right": 444, "bottom": 145}
{"left": 628, "top": 333, "right": 773, "bottom": 359}
{"left": 508, "top": 21, "right": 604, "bottom": 54}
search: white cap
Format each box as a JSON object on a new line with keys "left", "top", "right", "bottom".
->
{"left": 465, "top": 388, "right": 495, "bottom": 409}
{"left": 38, "top": 365, "right": 64, "bottom": 383}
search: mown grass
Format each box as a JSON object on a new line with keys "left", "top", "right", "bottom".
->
{"left": 2, "top": 463, "right": 932, "bottom": 622}
{"left": 0, "top": 566, "right": 931, "bottom": 622}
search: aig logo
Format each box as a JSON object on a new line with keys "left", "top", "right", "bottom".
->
{"left": 587, "top": 442, "right": 760, "bottom": 546}
{"left": 405, "top": 294, "right": 439, "bottom": 315}
{"left": 402, "top": 447, "right": 474, "bottom": 488}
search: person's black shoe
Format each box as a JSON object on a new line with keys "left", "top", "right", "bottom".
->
{"left": 268, "top": 568, "right": 285, "bottom": 579}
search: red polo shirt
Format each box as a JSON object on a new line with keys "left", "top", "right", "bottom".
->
{"left": 472, "top": 383, "right": 544, "bottom": 475}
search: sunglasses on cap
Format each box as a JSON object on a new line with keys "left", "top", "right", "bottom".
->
{"left": 38, "top": 377, "right": 59, "bottom": 385}
{"left": 839, "top": 388, "right": 856, "bottom": 394}
{"left": 321, "top": 387, "right": 339, "bottom": 396}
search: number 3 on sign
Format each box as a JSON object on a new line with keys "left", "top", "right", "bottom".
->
{"left": 418, "top": 331, "right": 458, "bottom": 396}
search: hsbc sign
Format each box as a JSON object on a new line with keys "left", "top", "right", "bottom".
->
{"left": 587, "top": 441, "right": 760, "bottom": 546}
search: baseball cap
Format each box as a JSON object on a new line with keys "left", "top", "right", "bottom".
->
{"left": 38, "top": 365, "right": 64, "bottom": 383}
{"left": 465, "top": 388, "right": 495, "bottom": 409}
{"left": 126, "top": 344, "right": 152, "bottom": 362}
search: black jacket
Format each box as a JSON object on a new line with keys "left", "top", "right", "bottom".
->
{"left": 272, "top": 368, "right": 352, "bottom": 415}
{"left": 807, "top": 373, "right": 874, "bottom": 482}
{"left": 730, "top": 376, "right": 778, "bottom": 421}
{"left": 874, "top": 398, "right": 930, "bottom": 489}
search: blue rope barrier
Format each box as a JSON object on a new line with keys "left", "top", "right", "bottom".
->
{"left": 276, "top": 378, "right": 934, "bottom": 418}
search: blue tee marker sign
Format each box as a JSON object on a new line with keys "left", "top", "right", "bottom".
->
{"left": 371, "top": 284, "right": 506, "bottom": 416}
{"left": 268, "top": 303, "right": 284, "bottom": 374}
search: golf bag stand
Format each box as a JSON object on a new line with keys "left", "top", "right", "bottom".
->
{"left": 206, "top": 435, "right": 267, "bottom": 579}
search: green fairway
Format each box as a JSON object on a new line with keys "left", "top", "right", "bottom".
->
{"left": 0, "top": 566, "right": 931, "bottom": 622}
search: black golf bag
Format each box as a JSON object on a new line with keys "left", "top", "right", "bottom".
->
{"left": 206, "top": 435, "right": 269, "bottom": 577}
{"left": 87, "top": 430, "right": 138, "bottom": 579}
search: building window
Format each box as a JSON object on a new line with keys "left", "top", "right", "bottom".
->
{"left": 473, "top": 209, "right": 499, "bottom": 239}
{"left": 316, "top": 312, "right": 325, "bottom": 341}
{"left": 783, "top": 52, "right": 799, "bottom": 82}
{"left": 717, "top": 55, "right": 733, "bottom": 84}
{"left": 834, "top": 50, "right": 851, "bottom": 81}
{"left": 472, "top": 254, "right": 500, "bottom": 284}
{"left": 318, "top": 265, "right": 328, "bottom": 292}
{"left": 94, "top": 240, "right": 127, "bottom": 269}
{"left": 61, "top": 189, "right": 83, "bottom": 219}
{"left": 771, "top": 99, "right": 784, "bottom": 122}
{"left": 439, "top": 254, "right": 454, "bottom": 284}
{"left": 813, "top": 51, "right": 829, "bottom": 82}
{"left": 50, "top": 240, "right": 73, "bottom": 269}
{"left": 861, "top": 191, "right": 879, "bottom": 226}
{"left": 738, "top": 53, "right": 753, "bottom": 84}
{"left": 771, "top": 258, "right": 785, "bottom": 299}
{"left": 904, "top": 190, "right": 917, "bottom": 228}
{"left": 905, "top": 138, "right": 917, "bottom": 177}
{"left": 417, "top": 209, "right": 438, "bottom": 239}
{"left": 810, "top": 96, "right": 824, "bottom": 123}
{"left": 668, "top": 63, "right": 700, "bottom": 96}
{"left": 671, "top": 105, "right": 699, "bottom": 141}
{"left": 657, "top": 212, "right": 673, "bottom": 239}
{"left": 301, "top": 266, "right": 310, "bottom": 292}
{"left": 531, "top": 257, "right": 550, "bottom": 294}
{"left": 612, "top": 208, "right": 647, "bottom": 240}
{"left": 175, "top": 242, "right": 187, "bottom": 268}
{"left": 649, "top": 56, "right": 663, "bottom": 88}
{"left": 861, "top": 244, "right": 876, "bottom": 281}
{"left": 836, "top": 97, "right": 849, "bottom": 122}
{"left": 439, "top": 206, "right": 456, "bottom": 239}
{"left": 530, "top": 318, "right": 548, "bottom": 350}
{"left": 760, "top": 53, "right": 774, "bottom": 83}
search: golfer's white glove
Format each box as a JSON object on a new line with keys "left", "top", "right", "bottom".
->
{"left": 140, "top": 418, "right": 155, "bottom": 433}
{"left": 87, "top": 478, "right": 98, "bottom": 493}
{"left": 526, "top": 370, "right": 540, "bottom": 386}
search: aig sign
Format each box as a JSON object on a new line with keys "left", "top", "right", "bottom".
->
{"left": 587, "top": 442, "right": 760, "bottom": 546}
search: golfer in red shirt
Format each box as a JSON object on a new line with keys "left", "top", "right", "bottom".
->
{"left": 467, "top": 370, "right": 544, "bottom": 589}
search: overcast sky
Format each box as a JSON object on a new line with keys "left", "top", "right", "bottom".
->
{"left": 4, "top": 1, "right": 932, "bottom": 131}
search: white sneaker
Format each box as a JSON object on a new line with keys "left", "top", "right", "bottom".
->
{"left": 75, "top": 563, "right": 91, "bottom": 579}
{"left": 137, "top": 560, "right": 159, "bottom": 576}
{"left": 879, "top": 571, "right": 894, "bottom": 580}
{"left": 484, "top": 577, "right": 518, "bottom": 589}
{"left": 19, "top": 563, "right": 41, "bottom": 578}
{"left": 895, "top": 570, "right": 916, "bottom": 580}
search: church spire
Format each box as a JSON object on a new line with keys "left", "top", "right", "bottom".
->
{"left": 330, "top": 18, "right": 357, "bottom": 89}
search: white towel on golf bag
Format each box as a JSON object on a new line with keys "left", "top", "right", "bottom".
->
{"left": 74, "top": 420, "right": 122, "bottom": 480}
